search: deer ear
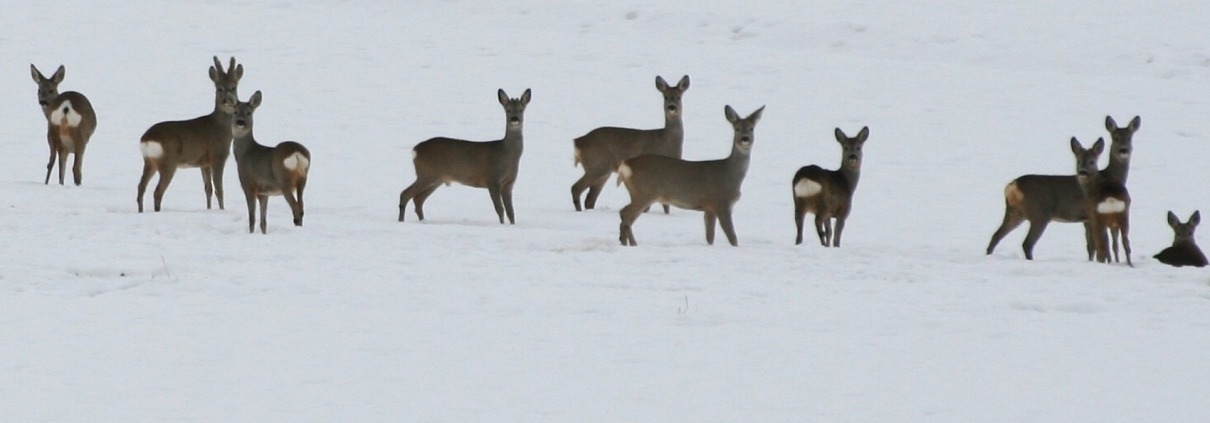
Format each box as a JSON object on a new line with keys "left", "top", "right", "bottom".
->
{"left": 677, "top": 75, "right": 690, "bottom": 90}
{"left": 1092, "top": 138, "right": 1105, "bottom": 155}
{"left": 835, "top": 128, "right": 848, "bottom": 142}
{"left": 1128, "top": 116, "right": 1141, "bottom": 132}
{"left": 856, "top": 126, "right": 870, "bottom": 142}
{"left": 497, "top": 89, "right": 509, "bottom": 106}
{"left": 1105, "top": 115, "right": 1117, "bottom": 131}
{"left": 747, "top": 105, "right": 765, "bottom": 123}
{"left": 1070, "top": 137, "right": 1082, "bottom": 154}
{"left": 655, "top": 75, "right": 669, "bottom": 91}
{"left": 250, "top": 90, "right": 263, "bottom": 108}
{"left": 1169, "top": 211, "right": 1181, "bottom": 228}
{"left": 1192, "top": 210, "right": 1201, "bottom": 227}
{"left": 724, "top": 105, "right": 739, "bottom": 123}
{"left": 50, "top": 65, "right": 65, "bottom": 84}
{"left": 520, "top": 88, "right": 531, "bottom": 105}
{"left": 30, "top": 64, "right": 42, "bottom": 83}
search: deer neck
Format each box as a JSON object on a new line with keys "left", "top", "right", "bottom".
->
{"left": 232, "top": 130, "right": 260, "bottom": 158}
{"left": 501, "top": 123, "right": 524, "bottom": 155}
{"left": 1103, "top": 153, "right": 1129, "bottom": 184}
{"left": 664, "top": 114, "right": 684, "bottom": 140}
{"left": 725, "top": 145, "right": 752, "bottom": 180}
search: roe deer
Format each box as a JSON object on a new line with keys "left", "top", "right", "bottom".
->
{"left": 1072, "top": 137, "right": 1131, "bottom": 266}
{"left": 31, "top": 64, "right": 97, "bottom": 186}
{"left": 572, "top": 75, "right": 689, "bottom": 213}
{"left": 616, "top": 105, "right": 764, "bottom": 247}
{"left": 398, "top": 89, "right": 531, "bottom": 224}
{"left": 231, "top": 91, "right": 311, "bottom": 234}
{"left": 1154, "top": 211, "right": 1208, "bottom": 267}
{"left": 792, "top": 126, "right": 870, "bottom": 247}
{"left": 137, "top": 56, "right": 243, "bottom": 212}
{"left": 986, "top": 115, "right": 1140, "bottom": 260}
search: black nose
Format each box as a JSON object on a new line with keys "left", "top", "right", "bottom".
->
{"left": 235, "top": 120, "right": 246, "bottom": 127}
{"left": 668, "top": 105, "right": 678, "bottom": 113}
{"left": 38, "top": 101, "right": 48, "bottom": 106}
{"left": 848, "top": 155, "right": 858, "bottom": 161}
{"left": 510, "top": 117, "right": 520, "bottom": 123}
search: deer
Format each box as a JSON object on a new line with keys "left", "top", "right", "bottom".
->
{"left": 398, "top": 88, "right": 531, "bottom": 224}
{"left": 986, "top": 115, "right": 1140, "bottom": 260}
{"left": 617, "top": 105, "right": 764, "bottom": 247}
{"left": 30, "top": 64, "right": 97, "bottom": 186}
{"left": 1072, "top": 137, "right": 1132, "bottom": 266}
{"left": 792, "top": 126, "right": 870, "bottom": 247}
{"left": 137, "top": 56, "right": 243, "bottom": 213}
{"left": 571, "top": 75, "right": 689, "bottom": 213}
{"left": 1153, "top": 211, "right": 1208, "bottom": 267}
{"left": 230, "top": 91, "right": 311, "bottom": 234}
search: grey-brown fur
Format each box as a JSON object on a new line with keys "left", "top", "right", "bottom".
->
{"left": 986, "top": 115, "right": 1140, "bottom": 260}
{"left": 572, "top": 75, "right": 689, "bottom": 213}
{"left": 1072, "top": 137, "right": 1132, "bottom": 266}
{"left": 617, "top": 105, "right": 763, "bottom": 247}
{"left": 231, "top": 91, "right": 311, "bottom": 234}
{"left": 792, "top": 126, "right": 869, "bottom": 247}
{"left": 398, "top": 89, "right": 531, "bottom": 224}
{"left": 31, "top": 64, "right": 97, "bottom": 186}
{"left": 1154, "top": 211, "right": 1208, "bottom": 267}
{"left": 137, "top": 56, "right": 243, "bottom": 213}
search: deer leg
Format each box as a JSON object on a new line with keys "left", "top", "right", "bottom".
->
{"left": 244, "top": 189, "right": 257, "bottom": 234}
{"left": 201, "top": 167, "right": 215, "bottom": 210}
{"left": 413, "top": 185, "right": 440, "bottom": 221}
{"left": 1121, "top": 216, "right": 1133, "bottom": 267}
{"left": 619, "top": 201, "right": 649, "bottom": 246}
{"left": 398, "top": 178, "right": 434, "bottom": 222}
{"left": 1021, "top": 219, "right": 1050, "bottom": 260}
{"left": 71, "top": 145, "right": 85, "bottom": 186}
{"left": 488, "top": 184, "right": 506, "bottom": 224}
{"left": 502, "top": 181, "right": 516, "bottom": 224}
{"left": 717, "top": 208, "right": 739, "bottom": 247}
{"left": 212, "top": 160, "right": 227, "bottom": 210}
{"left": 44, "top": 141, "right": 57, "bottom": 185}
{"left": 584, "top": 173, "right": 610, "bottom": 210}
{"left": 56, "top": 147, "right": 68, "bottom": 185}
{"left": 794, "top": 200, "right": 808, "bottom": 245}
{"left": 152, "top": 166, "right": 178, "bottom": 212}
{"left": 137, "top": 162, "right": 156, "bottom": 213}
{"left": 294, "top": 179, "right": 307, "bottom": 226}
{"left": 703, "top": 211, "right": 717, "bottom": 245}
{"left": 258, "top": 195, "right": 270, "bottom": 234}
{"left": 986, "top": 208, "right": 1025, "bottom": 255}
{"left": 833, "top": 216, "right": 847, "bottom": 248}
{"left": 814, "top": 214, "right": 829, "bottom": 247}
{"left": 283, "top": 187, "right": 303, "bottom": 227}
{"left": 571, "top": 172, "right": 597, "bottom": 211}
{"left": 1082, "top": 221, "right": 1095, "bottom": 261}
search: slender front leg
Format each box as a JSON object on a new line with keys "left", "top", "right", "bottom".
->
{"left": 502, "top": 181, "right": 516, "bottom": 224}
{"left": 244, "top": 190, "right": 258, "bottom": 234}
{"left": 717, "top": 209, "right": 739, "bottom": 247}
{"left": 488, "top": 184, "right": 506, "bottom": 224}
{"left": 703, "top": 211, "right": 717, "bottom": 245}
{"left": 257, "top": 195, "right": 270, "bottom": 234}
{"left": 201, "top": 167, "right": 214, "bottom": 209}
{"left": 832, "top": 216, "right": 847, "bottom": 248}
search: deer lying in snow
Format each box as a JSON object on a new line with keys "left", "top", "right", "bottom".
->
{"left": 1154, "top": 211, "right": 1207, "bottom": 267}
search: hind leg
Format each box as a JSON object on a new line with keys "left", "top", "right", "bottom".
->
{"left": 137, "top": 162, "right": 156, "bottom": 212}
{"left": 152, "top": 166, "right": 178, "bottom": 212}
{"left": 619, "top": 199, "right": 653, "bottom": 246}
{"left": 584, "top": 174, "right": 610, "bottom": 210}
{"left": 794, "top": 199, "right": 808, "bottom": 245}
{"left": 704, "top": 211, "right": 717, "bottom": 245}
{"left": 44, "top": 141, "right": 57, "bottom": 185}
{"left": 398, "top": 178, "right": 437, "bottom": 222}
{"left": 1021, "top": 218, "right": 1050, "bottom": 260}
{"left": 987, "top": 208, "right": 1025, "bottom": 255}
{"left": 71, "top": 146, "right": 85, "bottom": 186}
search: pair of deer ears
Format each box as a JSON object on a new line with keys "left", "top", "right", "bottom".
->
{"left": 1169, "top": 210, "right": 1201, "bottom": 228}
{"left": 1106, "top": 115, "right": 1141, "bottom": 132}
{"left": 724, "top": 105, "right": 764, "bottom": 124}
{"left": 30, "top": 64, "right": 65, "bottom": 84}
{"left": 498, "top": 88, "right": 532, "bottom": 106}
{"left": 834, "top": 126, "right": 870, "bottom": 143}
{"left": 656, "top": 75, "right": 691, "bottom": 91}
{"left": 209, "top": 56, "right": 243, "bottom": 83}
{"left": 1070, "top": 137, "right": 1105, "bottom": 155}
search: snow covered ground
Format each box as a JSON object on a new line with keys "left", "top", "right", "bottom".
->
{"left": 3, "top": 1, "right": 1210, "bottom": 421}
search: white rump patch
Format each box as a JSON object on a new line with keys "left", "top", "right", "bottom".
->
{"left": 283, "top": 152, "right": 310, "bottom": 176}
{"left": 793, "top": 179, "right": 822, "bottom": 198}
{"left": 573, "top": 147, "right": 582, "bottom": 167}
{"left": 140, "top": 141, "right": 164, "bottom": 159}
{"left": 411, "top": 149, "right": 418, "bottom": 161}
{"left": 49, "top": 100, "right": 83, "bottom": 127}
{"left": 618, "top": 163, "right": 632, "bottom": 180}
{"left": 1097, "top": 198, "right": 1126, "bottom": 214}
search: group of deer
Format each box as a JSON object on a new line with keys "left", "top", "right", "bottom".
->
{"left": 31, "top": 58, "right": 310, "bottom": 234}
{"left": 985, "top": 116, "right": 1206, "bottom": 267}
{"left": 396, "top": 75, "right": 869, "bottom": 248}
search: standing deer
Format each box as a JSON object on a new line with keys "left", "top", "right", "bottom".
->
{"left": 617, "top": 105, "right": 764, "bottom": 247}
{"left": 137, "top": 56, "right": 243, "bottom": 212}
{"left": 31, "top": 64, "right": 97, "bottom": 186}
{"left": 231, "top": 91, "right": 311, "bottom": 234}
{"left": 1153, "top": 211, "right": 1208, "bottom": 267}
{"left": 1072, "top": 137, "right": 1131, "bottom": 266}
{"left": 571, "top": 75, "right": 689, "bottom": 213}
{"left": 986, "top": 115, "right": 1140, "bottom": 260}
{"left": 398, "top": 89, "right": 531, "bottom": 224}
{"left": 792, "top": 126, "right": 870, "bottom": 247}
